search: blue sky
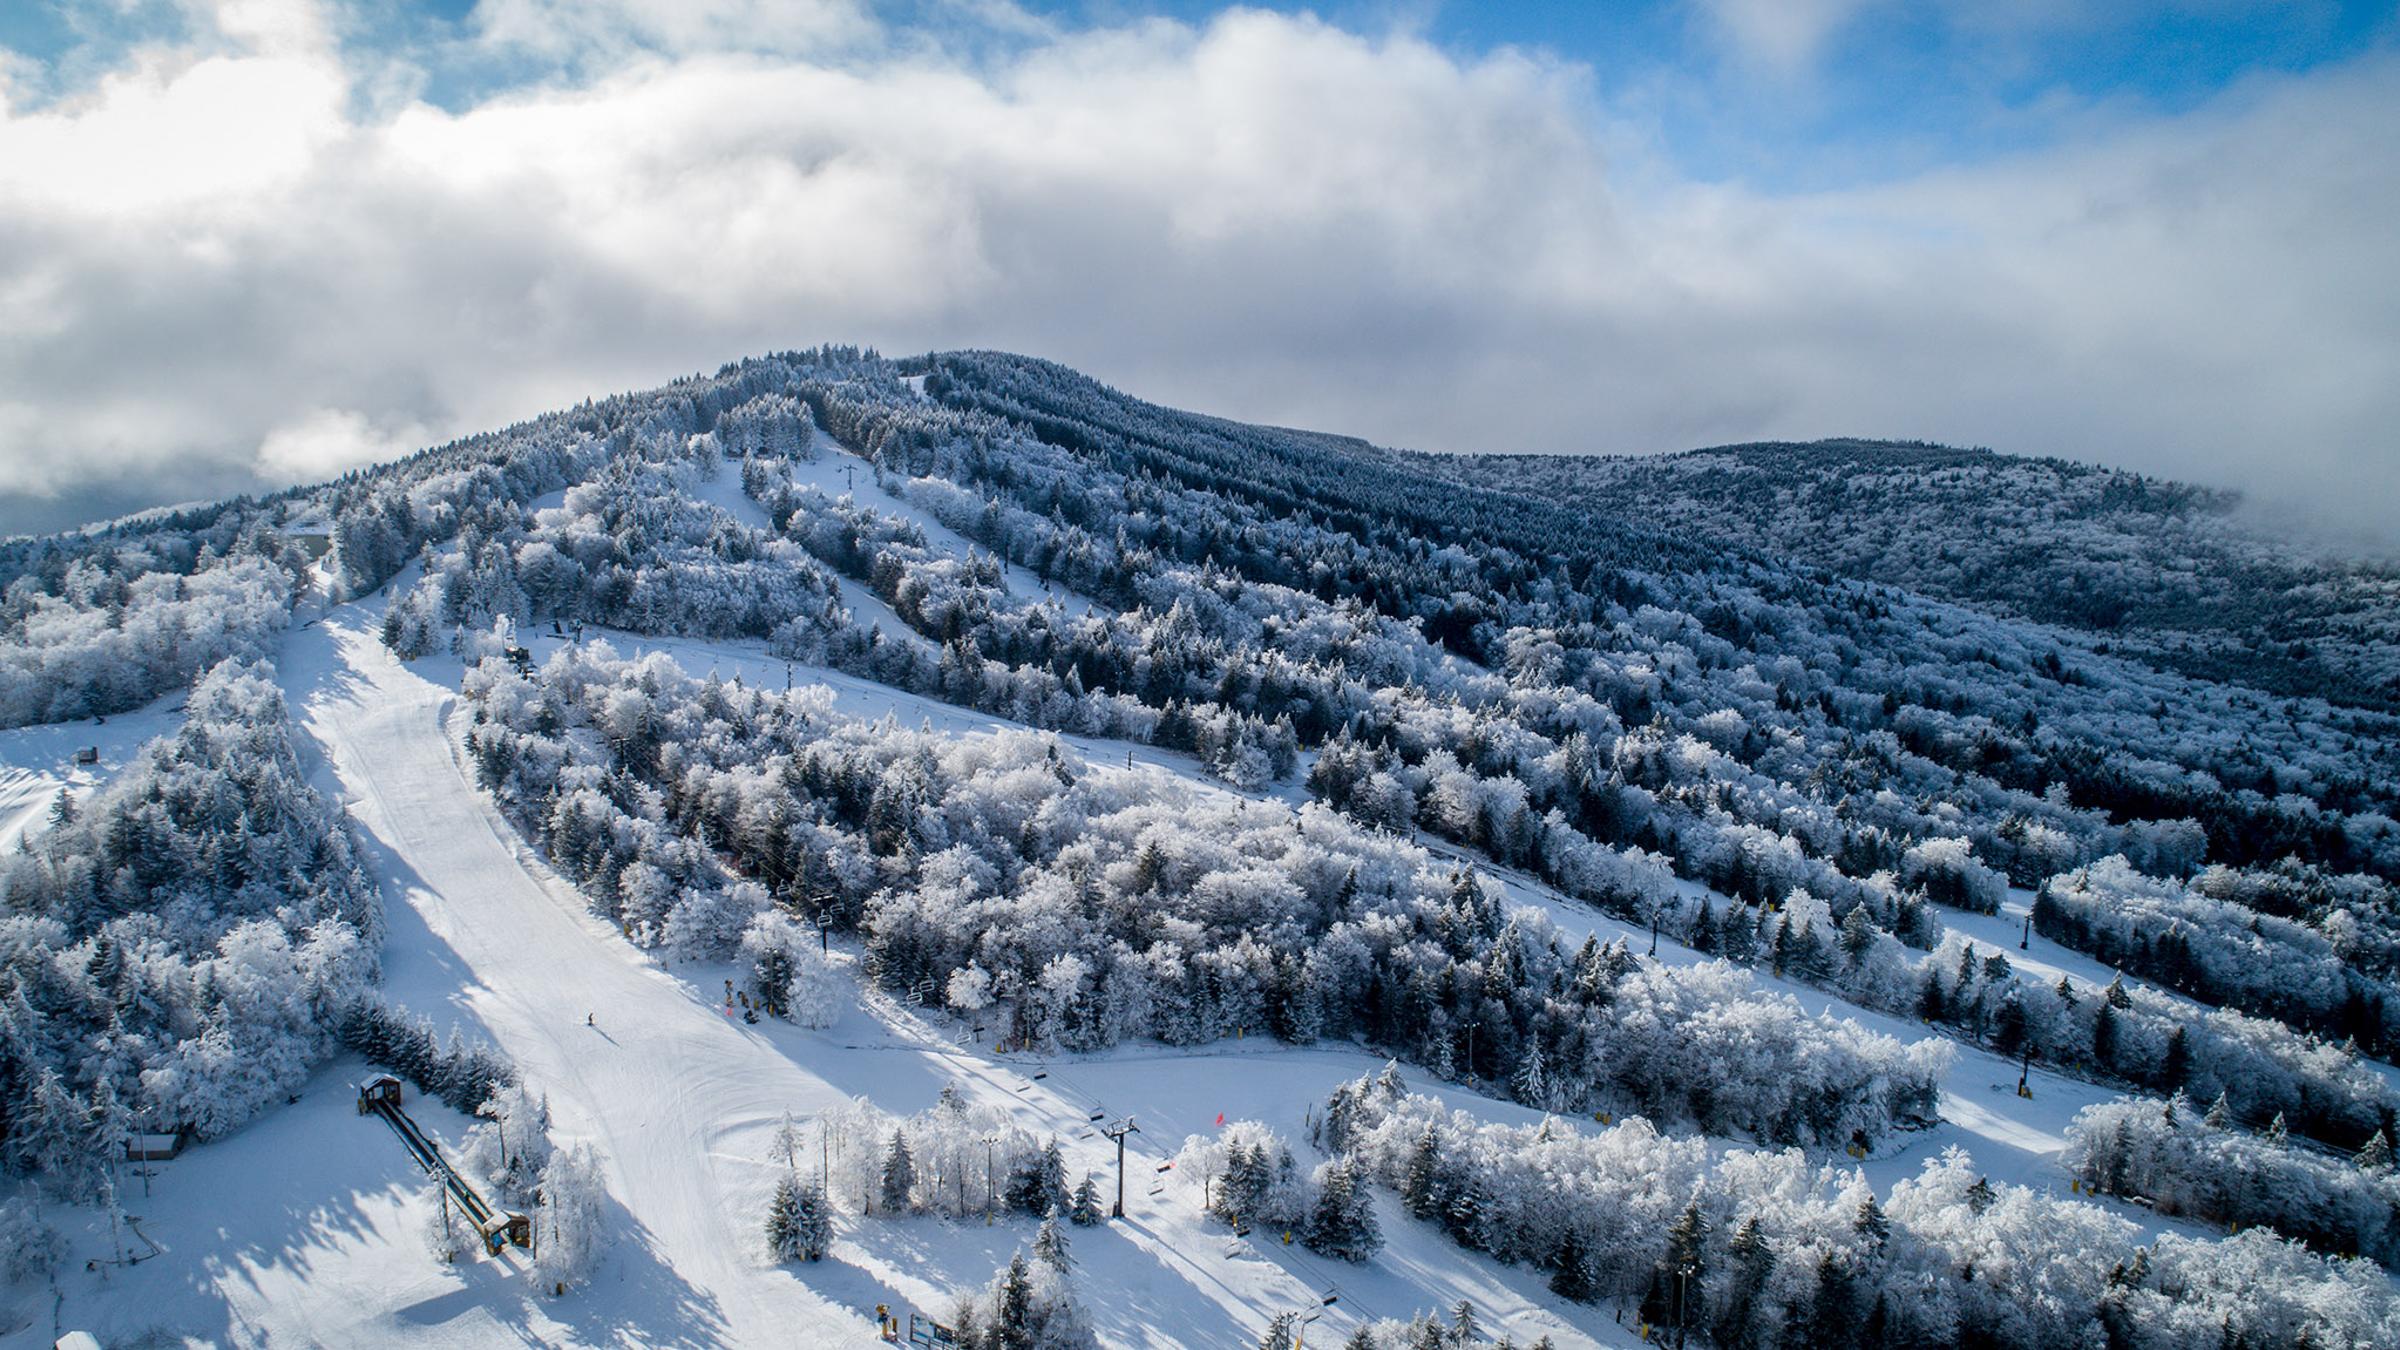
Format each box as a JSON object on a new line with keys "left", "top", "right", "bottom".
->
{"left": 9, "top": 1, "right": 2391, "bottom": 186}
{"left": 1027, "top": 1, "right": 2396, "bottom": 179}
{"left": 1, "top": 1, "right": 2396, "bottom": 538}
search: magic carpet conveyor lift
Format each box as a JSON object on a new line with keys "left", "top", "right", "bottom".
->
{"left": 357, "top": 1075, "right": 530, "bottom": 1254}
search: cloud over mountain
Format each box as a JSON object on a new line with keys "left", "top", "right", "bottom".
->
{"left": 1, "top": 0, "right": 2393, "bottom": 538}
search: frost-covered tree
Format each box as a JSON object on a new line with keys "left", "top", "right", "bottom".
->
{"left": 532, "top": 1143, "right": 607, "bottom": 1292}
{"left": 953, "top": 1248, "right": 1097, "bottom": 1350}
{"left": 879, "top": 1130, "right": 918, "bottom": 1215}
{"left": 1033, "top": 1207, "right": 1071, "bottom": 1270}
{"left": 1304, "top": 1158, "right": 1382, "bottom": 1263}
{"left": 1068, "top": 1173, "right": 1104, "bottom": 1227}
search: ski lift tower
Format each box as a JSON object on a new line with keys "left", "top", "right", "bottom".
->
{"left": 1100, "top": 1117, "right": 1140, "bottom": 1218}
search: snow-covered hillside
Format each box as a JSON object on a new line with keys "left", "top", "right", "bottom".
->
{"left": 5, "top": 347, "right": 2399, "bottom": 1349}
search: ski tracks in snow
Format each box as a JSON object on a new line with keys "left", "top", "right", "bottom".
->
{"left": 288, "top": 609, "right": 883, "bottom": 1346}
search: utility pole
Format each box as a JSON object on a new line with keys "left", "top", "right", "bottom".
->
{"left": 984, "top": 1135, "right": 998, "bottom": 1221}
{"left": 1100, "top": 1117, "right": 1140, "bottom": 1218}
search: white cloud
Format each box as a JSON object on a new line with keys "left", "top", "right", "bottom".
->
{"left": 467, "top": 0, "right": 878, "bottom": 60}
{"left": 254, "top": 406, "right": 431, "bottom": 479}
{"left": 1690, "top": 0, "right": 1879, "bottom": 75}
{"left": 0, "top": 1, "right": 2393, "bottom": 540}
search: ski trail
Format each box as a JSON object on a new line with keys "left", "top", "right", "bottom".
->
{"left": 285, "top": 607, "right": 881, "bottom": 1347}
{"left": 269, "top": 605, "right": 1621, "bottom": 1347}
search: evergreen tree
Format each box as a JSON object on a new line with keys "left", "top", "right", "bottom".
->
{"left": 2265, "top": 1112, "right": 2289, "bottom": 1147}
{"left": 1402, "top": 1124, "right": 1445, "bottom": 1221}
{"left": 1852, "top": 1194, "right": 1889, "bottom": 1251}
{"left": 1548, "top": 1226, "right": 1597, "bottom": 1303}
{"left": 1965, "top": 1175, "right": 1996, "bottom": 1216}
{"left": 752, "top": 942, "right": 794, "bottom": 1018}
{"left": 1035, "top": 1138, "right": 1071, "bottom": 1215}
{"left": 1811, "top": 1251, "right": 1858, "bottom": 1350}
{"left": 2357, "top": 1129, "right": 2394, "bottom": 1174}
{"left": 2093, "top": 1002, "right": 2119, "bottom": 1070}
{"left": 1715, "top": 1215, "right": 1774, "bottom": 1350}
{"left": 992, "top": 1250, "right": 1036, "bottom": 1350}
{"left": 765, "top": 1171, "right": 805, "bottom": 1262}
{"left": 1009, "top": 1137, "right": 1072, "bottom": 1216}
{"left": 1069, "top": 1172, "right": 1105, "bottom": 1226}
{"left": 1660, "top": 1201, "right": 1709, "bottom": 1332}
{"left": 2161, "top": 1025, "right": 2192, "bottom": 1091}
{"left": 1445, "top": 1171, "right": 1494, "bottom": 1252}
{"left": 1838, "top": 905, "right": 1875, "bottom": 963}
{"left": 1259, "top": 1312, "right": 1298, "bottom": 1350}
{"left": 1034, "top": 1206, "right": 1071, "bottom": 1271}
{"left": 2206, "top": 1091, "right": 2234, "bottom": 1128}
{"left": 1304, "top": 1159, "right": 1382, "bottom": 1262}
{"left": 880, "top": 1129, "right": 917, "bottom": 1214}
{"left": 1993, "top": 993, "right": 2030, "bottom": 1057}
{"left": 1511, "top": 1042, "right": 1548, "bottom": 1109}
{"left": 793, "top": 1178, "right": 831, "bottom": 1261}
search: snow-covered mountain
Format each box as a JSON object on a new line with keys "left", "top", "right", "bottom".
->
{"left": 1404, "top": 439, "right": 2400, "bottom": 711}
{"left": 3, "top": 347, "right": 2397, "bottom": 1348}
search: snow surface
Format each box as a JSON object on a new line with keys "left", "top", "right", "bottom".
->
{"left": 0, "top": 692, "right": 182, "bottom": 853}
{"left": 768, "top": 446, "right": 1105, "bottom": 621}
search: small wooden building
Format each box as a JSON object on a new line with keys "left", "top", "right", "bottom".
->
{"left": 74, "top": 746, "right": 99, "bottom": 765}
{"left": 480, "top": 1211, "right": 533, "bottom": 1253}
{"left": 357, "top": 1074, "right": 403, "bottom": 1114}
{"left": 124, "top": 1129, "right": 189, "bottom": 1162}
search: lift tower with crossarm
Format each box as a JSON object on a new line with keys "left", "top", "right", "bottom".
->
{"left": 1099, "top": 1117, "right": 1139, "bottom": 1218}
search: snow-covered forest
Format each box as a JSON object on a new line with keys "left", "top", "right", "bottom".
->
{"left": 0, "top": 660, "right": 380, "bottom": 1190}
{"left": 1423, "top": 440, "right": 2400, "bottom": 711}
{"left": 6, "top": 344, "right": 2400, "bottom": 1346}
